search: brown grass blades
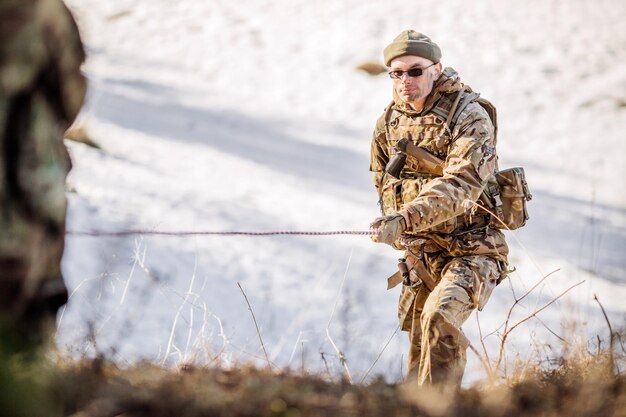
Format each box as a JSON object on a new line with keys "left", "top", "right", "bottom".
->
{"left": 44, "top": 354, "right": 625, "bottom": 417}
{"left": 494, "top": 278, "right": 585, "bottom": 373}
{"left": 473, "top": 312, "right": 494, "bottom": 377}
{"left": 594, "top": 294, "right": 617, "bottom": 372}
{"left": 325, "top": 249, "right": 354, "bottom": 383}
{"left": 360, "top": 325, "right": 401, "bottom": 384}
{"left": 469, "top": 267, "right": 587, "bottom": 382}
{"left": 237, "top": 282, "right": 273, "bottom": 370}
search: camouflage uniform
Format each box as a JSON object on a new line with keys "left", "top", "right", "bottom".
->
{"left": 370, "top": 68, "right": 508, "bottom": 385}
{"left": 0, "top": 0, "right": 86, "bottom": 335}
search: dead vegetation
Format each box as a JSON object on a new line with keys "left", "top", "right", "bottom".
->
{"left": 3, "top": 251, "right": 622, "bottom": 416}
{"left": 4, "top": 265, "right": 622, "bottom": 416}
{"left": 0, "top": 343, "right": 621, "bottom": 417}
{"left": 72, "top": 354, "right": 626, "bottom": 417}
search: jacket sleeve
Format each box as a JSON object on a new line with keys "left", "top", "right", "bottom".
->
{"left": 370, "top": 114, "right": 389, "bottom": 193}
{"left": 402, "top": 103, "right": 497, "bottom": 232}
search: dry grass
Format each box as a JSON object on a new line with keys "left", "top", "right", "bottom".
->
{"left": 2, "top": 344, "right": 620, "bottom": 417}
{"left": 64, "top": 125, "right": 101, "bottom": 149}
{"left": 3, "top": 275, "right": 624, "bottom": 416}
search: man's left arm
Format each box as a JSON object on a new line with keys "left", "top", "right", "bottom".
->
{"left": 400, "top": 105, "right": 497, "bottom": 233}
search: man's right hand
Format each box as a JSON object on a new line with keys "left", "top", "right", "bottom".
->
{"left": 370, "top": 213, "right": 407, "bottom": 246}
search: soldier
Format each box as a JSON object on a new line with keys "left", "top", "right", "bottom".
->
{"left": 369, "top": 30, "right": 508, "bottom": 386}
{"left": 0, "top": 0, "right": 86, "bottom": 348}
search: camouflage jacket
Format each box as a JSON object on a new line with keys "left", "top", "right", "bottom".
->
{"left": 0, "top": 0, "right": 86, "bottom": 227}
{"left": 370, "top": 68, "right": 508, "bottom": 261}
{"left": 0, "top": 0, "right": 86, "bottom": 317}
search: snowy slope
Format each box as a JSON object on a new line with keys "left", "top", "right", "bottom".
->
{"left": 58, "top": 0, "right": 626, "bottom": 383}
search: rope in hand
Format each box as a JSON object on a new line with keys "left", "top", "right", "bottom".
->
{"left": 66, "top": 229, "right": 374, "bottom": 237}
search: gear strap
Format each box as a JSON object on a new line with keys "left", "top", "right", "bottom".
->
{"left": 383, "top": 85, "right": 474, "bottom": 171}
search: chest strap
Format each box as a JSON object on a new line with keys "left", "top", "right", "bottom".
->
{"left": 385, "top": 138, "right": 444, "bottom": 178}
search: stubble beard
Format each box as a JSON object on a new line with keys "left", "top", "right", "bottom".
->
{"left": 398, "top": 78, "right": 436, "bottom": 108}
{"left": 405, "top": 92, "right": 423, "bottom": 103}
{"left": 399, "top": 89, "right": 425, "bottom": 106}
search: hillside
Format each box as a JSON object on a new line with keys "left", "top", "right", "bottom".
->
{"left": 56, "top": 0, "right": 626, "bottom": 385}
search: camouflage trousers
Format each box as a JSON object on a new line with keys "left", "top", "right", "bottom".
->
{"left": 399, "top": 252, "right": 501, "bottom": 386}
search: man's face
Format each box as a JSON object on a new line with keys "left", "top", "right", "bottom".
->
{"left": 389, "top": 55, "right": 441, "bottom": 107}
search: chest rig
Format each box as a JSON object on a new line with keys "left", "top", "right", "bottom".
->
{"left": 378, "top": 88, "right": 487, "bottom": 235}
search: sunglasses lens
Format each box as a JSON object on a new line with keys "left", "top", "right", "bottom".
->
{"left": 389, "top": 68, "right": 425, "bottom": 79}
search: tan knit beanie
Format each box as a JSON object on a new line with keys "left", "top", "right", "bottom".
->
{"left": 383, "top": 30, "right": 441, "bottom": 66}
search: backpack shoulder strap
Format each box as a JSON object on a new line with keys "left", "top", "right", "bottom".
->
{"left": 476, "top": 97, "right": 498, "bottom": 140}
{"left": 429, "top": 86, "right": 470, "bottom": 135}
{"left": 446, "top": 86, "right": 470, "bottom": 126}
{"left": 430, "top": 92, "right": 459, "bottom": 122}
{"left": 384, "top": 88, "right": 497, "bottom": 138}
{"left": 450, "top": 92, "right": 498, "bottom": 140}
{"left": 383, "top": 100, "right": 398, "bottom": 129}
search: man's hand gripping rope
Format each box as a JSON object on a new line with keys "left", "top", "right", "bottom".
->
{"left": 369, "top": 210, "right": 410, "bottom": 246}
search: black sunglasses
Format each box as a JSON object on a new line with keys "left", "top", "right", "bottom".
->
{"left": 388, "top": 62, "right": 436, "bottom": 79}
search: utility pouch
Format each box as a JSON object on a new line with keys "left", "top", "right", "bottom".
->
{"left": 386, "top": 251, "right": 437, "bottom": 291}
{"left": 398, "top": 258, "right": 411, "bottom": 286}
{"left": 406, "top": 250, "right": 438, "bottom": 291}
{"left": 486, "top": 167, "right": 532, "bottom": 230}
{"left": 385, "top": 139, "right": 408, "bottom": 179}
{"left": 387, "top": 257, "right": 418, "bottom": 290}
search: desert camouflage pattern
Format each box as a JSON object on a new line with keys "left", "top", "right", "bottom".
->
{"left": 370, "top": 68, "right": 508, "bottom": 384}
{"left": 403, "top": 255, "right": 500, "bottom": 384}
{"left": 370, "top": 213, "right": 406, "bottom": 246}
{"left": 0, "top": 0, "right": 86, "bottom": 325}
{"left": 487, "top": 167, "right": 531, "bottom": 230}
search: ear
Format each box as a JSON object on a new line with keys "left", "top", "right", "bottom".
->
{"left": 434, "top": 62, "right": 443, "bottom": 77}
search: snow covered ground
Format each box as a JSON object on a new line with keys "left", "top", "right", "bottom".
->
{"left": 58, "top": 0, "right": 626, "bottom": 383}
